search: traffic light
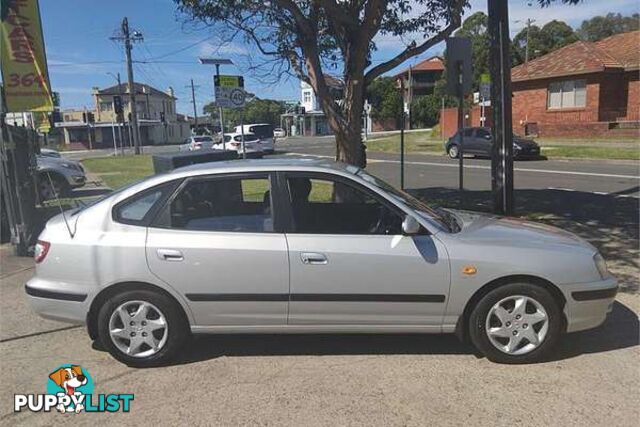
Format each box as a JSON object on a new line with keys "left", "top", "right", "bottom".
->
{"left": 113, "top": 95, "right": 123, "bottom": 115}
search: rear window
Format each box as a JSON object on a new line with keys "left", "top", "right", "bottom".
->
{"left": 248, "top": 125, "right": 273, "bottom": 139}
{"left": 193, "top": 136, "right": 213, "bottom": 142}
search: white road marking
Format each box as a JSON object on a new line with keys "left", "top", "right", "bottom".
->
{"left": 547, "top": 187, "right": 640, "bottom": 199}
{"left": 284, "top": 153, "right": 640, "bottom": 180}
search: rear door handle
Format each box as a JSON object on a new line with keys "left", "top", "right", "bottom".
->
{"left": 157, "top": 249, "right": 184, "bottom": 262}
{"left": 300, "top": 252, "right": 328, "bottom": 265}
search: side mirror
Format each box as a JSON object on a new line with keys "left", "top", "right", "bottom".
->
{"left": 402, "top": 215, "right": 421, "bottom": 235}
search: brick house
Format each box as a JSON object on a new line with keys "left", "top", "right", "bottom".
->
{"left": 511, "top": 30, "right": 639, "bottom": 138}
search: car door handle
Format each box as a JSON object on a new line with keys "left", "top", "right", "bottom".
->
{"left": 300, "top": 252, "right": 328, "bottom": 265}
{"left": 157, "top": 249, "right": 184, "bottom": 262}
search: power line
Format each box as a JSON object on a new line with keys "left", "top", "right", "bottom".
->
{"left": 143, "top": 34, "right": 217, "bottom": 61}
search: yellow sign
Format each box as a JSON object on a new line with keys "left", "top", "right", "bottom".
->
{"left": 34, "top": 112, "right": 50, "bottom": 133}
{"left": 215, "top": 75, "right": 244, "bottom": 88}
{"left": 1, "top": 0, "right": 54, "bottom": 112}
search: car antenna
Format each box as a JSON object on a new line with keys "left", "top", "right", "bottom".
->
{"left": 46, "top": 174, "right": 76, "bottom": 239}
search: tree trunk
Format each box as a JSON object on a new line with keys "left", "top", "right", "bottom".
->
{"left": 321, "top": 74, "right": 367, "bottom": 168}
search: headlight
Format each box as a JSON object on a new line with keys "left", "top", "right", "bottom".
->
{"left": 593, "top": 253, "right": 610, "bottom": 279}
{"left": 513, "top": 142, "right": 521, "bottom": 150}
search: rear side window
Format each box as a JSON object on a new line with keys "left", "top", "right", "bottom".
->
{"left": 113, "top": 181, "right": 178, "bottom": 226}
{"left": 155, "top": 175, "right": 274, "bottom": 233}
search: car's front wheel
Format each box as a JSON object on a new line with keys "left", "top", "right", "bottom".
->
{"left": 468, "top": 283, "right": 563, "bottom": 364}
{"left": 447, "top": 144, "right": 459, "bottom": 159}
{"left": 97, "top": 290, "right": 189, "bottom": 367}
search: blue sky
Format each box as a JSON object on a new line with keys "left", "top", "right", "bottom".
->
{"left": 34, "top": 0, "right": 639, "bottom": 114}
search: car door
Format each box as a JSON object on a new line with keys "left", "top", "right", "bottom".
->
{"left": 459, "top": 128, "right": 478, "bottom": 154}
{"left": 146, "top": 172, "right": 290, "bottom": 326}
{"left": 281, "top": 172, "right": 450, "bottom": 327}
{"left": 474, "top": 128, "right": 493, "bottom": 156}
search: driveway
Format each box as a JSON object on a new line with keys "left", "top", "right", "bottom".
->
{"left": 1, "top": 244, "right": 638, "bottom": 426}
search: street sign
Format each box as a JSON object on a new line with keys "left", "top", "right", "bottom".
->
{"left": 214, "top": 75, "right": 246, "bottom": 108}
{"left": 480, "top": 73, "right": 491, "bottom": 100}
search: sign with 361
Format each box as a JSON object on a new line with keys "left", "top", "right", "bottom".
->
{"left": 1, "top": 0, "right": 54, "bottom": 112}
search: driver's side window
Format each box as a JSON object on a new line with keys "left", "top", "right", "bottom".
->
{"left": 286, "top": 175, "right": 402, "bottom": 235}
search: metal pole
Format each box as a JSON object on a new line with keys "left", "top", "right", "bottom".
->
{"left": 111, "top": 121, "right": 117, "bottom": 156}
{"left": 191, "top": 79, "right": 198, "bottom": 133}
{"left": 122, "top": 17, "right": 141, "bottom": 154}
{"left": 114, "top": 72, "right": 126, "bottom": 155}
{"left": 489, "top": 0, "right": 515, "bottom": 215}
{"left": 457, "top": 60, "right": 464, "bottom": 191}
{"left": 216, "top": 64, "right": 225, "bottom": 139}
{"left": 240, "top": 109, "right": 246, "bottom": 159}
{"left": 399, "top": 78, "right": 405, "bottom": 190}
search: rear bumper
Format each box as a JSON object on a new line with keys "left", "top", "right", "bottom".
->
{"left": 562, "top": 277, "right": 618, "bottom": 333}
{"left": 25, "top": 278, "right": 90, "bottom": 324}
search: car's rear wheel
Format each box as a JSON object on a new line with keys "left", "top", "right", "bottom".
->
{"left": 38, "top": 173, "right": 69, "bottom": 201}
{"left": 97, "top": 290, "right": 189, "bottom": 367}
{"left": 447, "top": 145, "right": 459, "bottom": 159}
{"left": 468, "top": 283, "right": 562, "bottom": 364}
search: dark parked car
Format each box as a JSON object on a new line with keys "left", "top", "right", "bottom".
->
{"left": 445, "top": 127, "right": 541, "bottom": 159}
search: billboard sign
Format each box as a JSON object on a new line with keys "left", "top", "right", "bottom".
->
{"left": 1, "top": 0, "right": 54, "bottom": 112}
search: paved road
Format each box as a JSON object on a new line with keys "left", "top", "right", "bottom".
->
{"left": 276, "top": 137, "right": 640, "bottom": 197}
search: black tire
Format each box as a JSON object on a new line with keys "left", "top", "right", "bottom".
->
{"left": 38, "top": 173, "right": 69, "bottom": 201}
{"left": 468, "top": 283, "right": 563, "bottom": 364}
{"left": 97, "top": 289, "right": 189, "bottom": 367}
{"left": 447, "top": 144, "right": 459, "bottom": 159}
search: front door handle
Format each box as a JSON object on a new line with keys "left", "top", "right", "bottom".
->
{"left": 300, "top": 252, "right": 328, "bottom": 265}
{"left": 157, "top": 249, "right": 184, "bottom": 262}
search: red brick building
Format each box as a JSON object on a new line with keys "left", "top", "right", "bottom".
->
{"left": 511, "top": 30, "right": 639, "bottom": 138}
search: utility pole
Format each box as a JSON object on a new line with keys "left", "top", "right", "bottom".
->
{"left": 187, "top": 79, "right": 200, "bottom": 133}
{"left": 488, "top": 0, "right": 515, "bottom": 215}
{"left": 111, "top": 17, "right": 143, "bottom": 154}
{"left": 516, "top": 18, "right": 536, "bottom": 64}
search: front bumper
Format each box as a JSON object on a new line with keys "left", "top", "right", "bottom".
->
{"left": 25, "top": 277, "right": 91, "bottom": 324}
{"left": 562, "top": 277, "right": 618, "bottom": 333}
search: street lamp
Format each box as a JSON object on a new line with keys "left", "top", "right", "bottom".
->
{"left": 199, "top": 58, "right": 233, "bottom": 136}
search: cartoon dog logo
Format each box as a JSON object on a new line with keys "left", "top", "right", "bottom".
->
{"left": 48, "top": 366, "right": 87, "bottom": 413}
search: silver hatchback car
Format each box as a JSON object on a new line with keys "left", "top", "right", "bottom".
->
{"left": 26, "top": 159, "right": 617, "bottom": 366}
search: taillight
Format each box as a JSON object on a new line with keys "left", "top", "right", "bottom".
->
{"left": 34, "top": 240, "right": 50, "bottom": 264}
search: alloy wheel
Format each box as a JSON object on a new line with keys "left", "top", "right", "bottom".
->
{"left": 485, "top": 295, "right": 549, "bottom": 356}
{"left": 38, "top": 178, "right": 62, "bottom": 200}
{"left": 109, "top": 300, "right": 169, "bottom": 358}
{"left": 448, "top": 145, "right": 459, "bottom": 158}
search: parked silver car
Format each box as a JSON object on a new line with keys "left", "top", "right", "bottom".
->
{"left": 36, "top": 155, "right": 86, "bottom": 200}
{"left": 26, "top": 159, "right": 617, "bottom": 366}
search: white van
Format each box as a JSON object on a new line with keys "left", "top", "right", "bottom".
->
{"left": 233, "top": 123, "right": 275, "bottom": 153}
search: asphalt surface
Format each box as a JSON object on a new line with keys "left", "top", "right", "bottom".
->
{"left": 0, "top": 245, "right": 638, "bottom": 426}
{"left": 2, "top": 137, "right": 637, "bottom": 425}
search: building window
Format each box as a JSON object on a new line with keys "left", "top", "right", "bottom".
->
{"left": 547, "top": 79, "right": 586, "bottom": 109}
{"left": 99, "top": 102, "right": 112, "bottom": 112}
{"left": 303, "top": 90, "right": 312, "bottom": 104}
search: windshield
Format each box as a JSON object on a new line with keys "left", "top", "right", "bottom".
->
{"left": 355, "top": 169, "right": 454, "bottom": 232}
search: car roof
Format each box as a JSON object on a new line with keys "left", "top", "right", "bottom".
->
{"left": 174, "top": 158, "right": 357, "bottom": 176}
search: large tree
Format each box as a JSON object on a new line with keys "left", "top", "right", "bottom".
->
{"left": 577, "top": 13, "right": 639, "bottom": 41}
{"left": 176, "top": 0, "right": 580, "bottom": 167}
{"left": 204, "top": 96, "right": 286, "bottom": 130}
{"left": 512, "top": 20, "right": 577, "bottom": 65}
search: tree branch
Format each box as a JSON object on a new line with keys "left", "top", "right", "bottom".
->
{"left": 364, "top": 6, "right": 464, "bottom": 84}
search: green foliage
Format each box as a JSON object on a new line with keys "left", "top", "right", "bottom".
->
{"left": 203, "top": 97, "right": 286, "bottom": 131}
{"left": 512, "top": 20, "right": 578, "bottom": 65}
{"left": 366, "top": 77, "right": 402, "bottom": 125}
{"left": 577, "top": 13, "right": 640, "bottom": 41}
{"left": 410, "top": 94, "right": 456, "bottom": 129}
